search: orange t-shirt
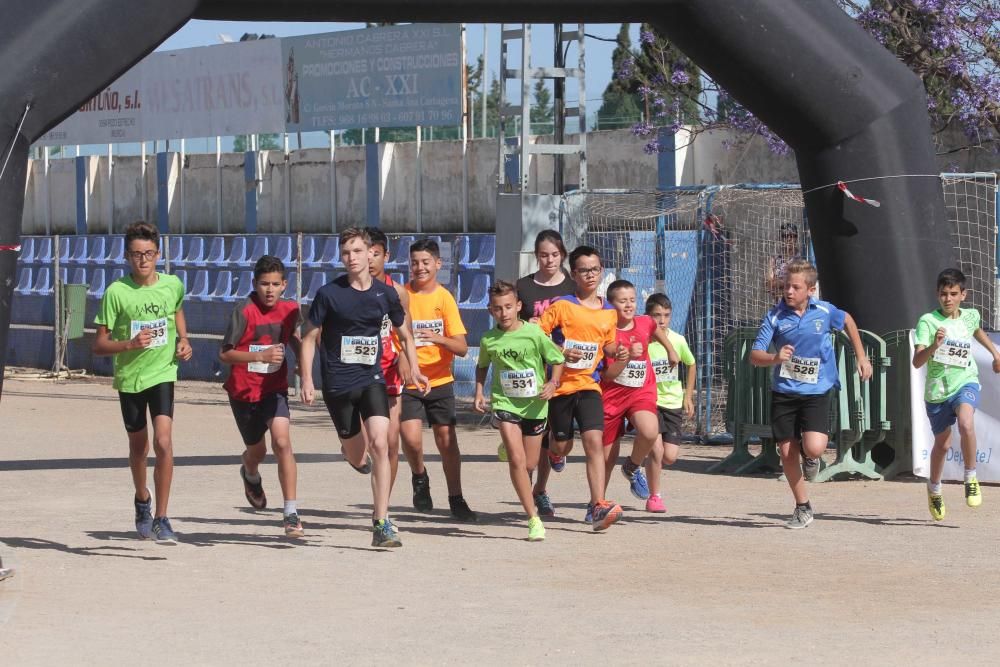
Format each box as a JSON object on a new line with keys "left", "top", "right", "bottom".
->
{"left": 538, "top": 296, "right": 617, "bottom": 396}
{"left": 406, "top": 284, "right": 467, "bottom": 388}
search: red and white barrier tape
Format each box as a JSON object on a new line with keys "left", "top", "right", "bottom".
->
{"left": 837, "top": 181, "right": 881, "bottom": 208}
{"left": 0, "top": 244, "right": 21, "bottom": 252}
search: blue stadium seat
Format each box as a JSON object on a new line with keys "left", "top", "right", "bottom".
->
{"left": 386, "top": 236, "right": 413, "bottom": 268}
{"left": 389, "top": 272, "right": 405, "bottom": 286}
{"left": 226, "top": 236, "right": 247, "bottom": 266}
{"left": 172, "top": 270, "right": 188, "bottom": 294}
{"left": 87, "top": 269, "right": 106, "bottom": 298}
{"left": 68, "top": 237, "right": 88, "bottom": 264}
{"left": 188, "top": 270, "right": 210, "bottom": 298}
{"left": 300, "top": 236, "right": 318, "bottom": 267}
{"left": 165, "top": 236, "right": 184, "bottom": 266}
{"left": 272, "top": 236, "right": 293, "bottom": 265}
{"left": 108, "top": 236, "right": 125, "bottom": 264}
{"left": 228, "top": 270, "right": 254, "bottom": 301}
{"left": 69, "top": 267, "right": 87, "bottom": 285}
{"left": 202, "top": 270, "right": 232, "bottom": 301}
{"left": 17, "top": 238, "right": 35, "bottom": 265}
{"left": 283, "top": 271, "right": 298, "bottom": 300}
{"left": 204, "top": 237, "right": 226, "bottom": 266}
{"left": 14, "top": 267, "right": 32, "bottom": 295}
{"left": 57, "top": 237, "right": 71, "bottom": 264}
{"left": 455, "top": 235, "right": 473, "bottom": 267}
{"left": 474, "top": 236, "right": 495, "bottom": 267}
{"left": 316, "top": 237, "right": 340, "bottom": 267}
{"left": 109, "top": 268, "right": 125, "bottom": 283}
{"left": 35, "top": 237, "right": 53, "bottom": 265}
{"left": 178, "top": 237, "right": 205, "bottom": 267}
{"left": 303, "top": 272, "right": 327, "bottom": 303}
{"left": 58, "top": 267, "right": 68, "bottom": 285}
{"left": 32, "top": 267, "right": 52, "bottom": 295}
{"left": 87, "top": 236, "right": 107, "bottom": 263}
{"left": 247, "top": 236, "right": 268, "bottom": 265}
{"left": 459, "top": 273, "right": 490, "bottom": 308}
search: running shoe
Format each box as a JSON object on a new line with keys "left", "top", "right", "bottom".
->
{"left": 497, "top": 443, "right": 508, "bottom": 462}
{"left": 152, "top": 517, "right": 179, "bottom": 544}
{"left": 548, "top": 451, "right": 566, "bottom": 472}
{"left": 591, "top": 500, "right": 623, "bottom": 532}
{"left": 342, "top": 447, "right": 372, "bottom": 474}
{"left": 283, "top": 513, "right": 305, "bottom": 538}
{"left": 645, "top": 494, "right": 666, "bottom": 513}
{"left": 240, "top": 464, "right": 267, "bottom": 510}
{"left": 927, "top": 490, "right": 946, "bottom": 521}
{"left": 134, "top": 491, "right": 153, "bottom": 540}
{"left": 372, "top": 518, "right": 402, "bottom": 548}
{"left": 785, "top": 505, "right": 814, "bottom": 530}
{"left": 449, "top": 496, "right": 478, "bottom": 522}
{"left": 412, "top": 471, "right": 433, "bottom": 511}
{"left": 802, "top": 457, "right": 820, "bottom": 482}
{"left": 534, "top": 492, "right": 555, "bottom": 517}
{"left": 584, "top": 502, "right": 594, "bottom": 524}
{"left": 965, "top": 477, "right": 982, "bottom": 508}
{"left": 621, "top": 461, "right": 651, "bottom": 500}
{"left": 527, "top": 516, "right": 546, "bottom": 542}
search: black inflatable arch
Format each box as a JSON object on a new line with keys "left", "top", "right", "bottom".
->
{"left": 0, "top": 0, "right": 952, "bottom": 397}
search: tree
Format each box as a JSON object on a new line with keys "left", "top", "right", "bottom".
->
{"left": 233, "top": 134, "right": 280, "bottom": 152}
{"left": 596, "top": 24, "right": 643, "bottom": 130}
{"left": 530, "top": 79, "right": 553, "bottom": 132}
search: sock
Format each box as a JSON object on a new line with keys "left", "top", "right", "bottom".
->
{"left": 244, "top": 469, "right": 261, "bottom": 484}
{"left": 796, "top": 501, "right": 812, "bottom": 511}
{"left": 283, "top": 500, "right": 297, "bottom": 516}
{"left": 964, "top": 468, "right": 977, "bottom": 482}
{"left": 373, "top": 518, "right": 384, "bottom": 527}
{"left": 928, "top": 481, "right": 943, "bottom": 494}
{"left": 413, "top": 469, "right": 428, "bottom": 480}
{"left": 623, "top": 458, "right": 639, "bottom": 475}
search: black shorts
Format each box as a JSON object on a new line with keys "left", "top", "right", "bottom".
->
{"left": 228, "top": 393, "right": 290, "bottom": 446}
{"left": 494, "top": 410, "right": 548, "bottom": 437}
{"left": 401, "top": 382, "right": 456, "bottom": 426}
{"left": 549, "top": 390, "right": 604, "bottom": 441}
{"left": 657, "top": 406, "right": 684, "bottom": 444}
{"left": 119, "top": 382, "right": 174, "bottom": 433}
{"left": 770, "top": 390, "right": 833, "bottom": 442}
{"left": 324, "top": 384, "right": 389, "bottom": 439}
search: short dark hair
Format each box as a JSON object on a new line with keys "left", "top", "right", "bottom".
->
{"left": 367, "top": 227, "right": 389, "bottom": 253}
{"left": 606, "top": 279, "right": 635, "bottom": 300}
{"left": 253, "top": 255, "right": 286, "bottom": 280}
{"left": 489, "top": 280, "right": 518, "bottom": 300}
{"left": 339, "top": 227, "right": 371, "bottom": 248}
{"left": 646, "top": 293, "right": 672, "bottom": 313}
{"left": 569, "top": 245, "right": 601, "bottom": 271}
{"left": 779, "top": 222, "right": 799, "bottom": 238}
{"left": 534, "top": 229, "right": 567, "bottom": 259}
{"left": 410, "top": 238, "right": 440, "bottom": 259}
{"left": 937, "top": 268, "right": 966, "bottom": 290}
{"left": 125, "top": 220, "right": 158, "bottom": 248}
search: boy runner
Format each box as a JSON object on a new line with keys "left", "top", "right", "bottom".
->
{"left": 538, "top": 246, "right": 623, "bottom": 530}
{"left": 514, "top": 229, "right": 575, "bottom": 516}
{"left": 366, "top": 227, "right": 413, "bottom": 491}
{"left": 219, "top": 255, "right": 305, "bottom": 537}
{"left": 300, "top": 228, "right": 428, "bottom": 548}
{"left": 475, "top": 281, "right": 565, "bottom": 541}
{"left": 400, "top": 239, "right": 477, "bottom": 521}
{"left": 93, "top": 221, "right": 192, "bottom": 544}
{"left": 642, "top": 293, "right": 697, "bottom": 512}
{"left": 750, "top": 259, "right": 871, "bottom": 529}
{"left": 600, "top": 281, "right": 679, "bottom": 505}
{"left": 913, "top": 268, "right": 1000, "bottom": 520}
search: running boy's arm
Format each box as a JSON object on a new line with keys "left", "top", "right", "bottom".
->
{"left": 651, "top": 327, "right": 680, "bottom": 367}
{"left": 842, "top": 313, "right": 872, "bottom": 381}
{"left": 92, "top": 325, "right": 151, "bottom": 356}
{"left": 416, "top": 292, "right": 469, "bottom": 357}
{"left": 749, "top": 309, "right": 792, "bottom": 367}
{"left": 174, "top": 308, "right": 193, "bottom": 361}
{"left": 912, "top": 325, "right": 945, "bottom": 368}
{"left": 601, "top": 344, "right": 631, "bottom": 381}
{"left": 973, "top": 327, "right": 1000, "bottom": 373}
{"left": 393, "top": 282, "right": 413, "bottom": 381}
{"left": 217, "top": 304, "right": 285, "bottom": 366}
{"left": 474, "top": 366, "right": 489, "bottom": 413}
{"left": 537, "top": 329, "right": 566, "bottom": 400}
{"left": 395, "top": 319, "right": 430, "bottom": 394}
{"left": 684, "top": 362, "right": 697, "bottom": 417}
{"left": 299, "top": 325, "right": 320, "bottom": 405}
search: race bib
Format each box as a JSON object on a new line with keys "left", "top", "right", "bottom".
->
{"left": 500, "top": 369, "right": 538, "bottom": 398}
{"left": 652, "top": 358, "right": 677, "bottom": 383}
{"left": 614, "top": 360, "right": 648, "bottom": 388}
{"left": 248, "top": 344, "right": 281, "bottom": 374}
{"left": 130, "top": 317, "right": 168, "bottom": 349}
{"left": 379, "top": 315, "right": 392, "bottom": 341}
{"left": 934, "top": 337, "right": 972, "bottom": 368}
{"left": 413, "top": 319, "right": 444, "bottom": 347}
{"left": 341, "top": 335, "right": 379, "bottom": 365}
{"left": 564, "top": 340, "right": 599, "bottom": 370}
{"left": 779, "top": 355, "right": 820, "bottom": 384}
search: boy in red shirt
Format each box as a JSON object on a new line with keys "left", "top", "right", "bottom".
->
{"left": 220, "top": 255, "right": 304, "bottom": 537}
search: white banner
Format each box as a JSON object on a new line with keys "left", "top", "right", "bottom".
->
{"left": 911, "top": 331, "right": 1000, "bottom": 481}
{"left": 38, "top": 68, "right": 143, "bottom": 145}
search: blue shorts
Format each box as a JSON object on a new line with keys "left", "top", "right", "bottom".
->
{"left": 925, "top": 383, "right": 980, "bottom": 435}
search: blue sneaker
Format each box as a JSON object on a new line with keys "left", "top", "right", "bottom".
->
{"left": 622, "top": 461, "right": 651, "bottom": 500}
{"left": 534, "top": 492, "right": 555, "bottom": 517}
{"left": 134, "top": 492, "right": 153, "bottom": 540}
{"left": 372, "top": 518, "right": 402, "bottom": 548}
{"left": 548, "top": 451, "right": 566, "bottom": 473}
{"left": 151, "top": 517, "right": 178, "bottom": 545}
{"left": 584, "top": 502, "right": 594, "bottom": 524}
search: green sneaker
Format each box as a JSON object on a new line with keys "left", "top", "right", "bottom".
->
{"left": 928, "top": 489, "right": 946, "bottom": 521}
{"left": 372, "top": 518, "right": 402, "bottom": 548}
{"left": 527, "top": 516, "right": 546, "bottom": 542}
{"left": 965, "top": 477, "right": 982, "bottom": 507}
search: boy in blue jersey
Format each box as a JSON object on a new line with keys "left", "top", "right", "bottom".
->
{"left": 750, "top": 259, "right": 872, "bottom": 529}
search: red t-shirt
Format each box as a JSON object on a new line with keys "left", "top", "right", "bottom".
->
{"left": 222, "top": 294, "right": 302, "bottom": 402}
{"left": 380, "top": 274, "right": 401, "bottom": 372}
{"left": 600, "top": 314, "right": 658, "bottom": 408}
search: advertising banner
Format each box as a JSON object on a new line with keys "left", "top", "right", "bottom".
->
{"left": 38, "top": 68, "right": 143, "bottom": 145}
{"left": 281, "top": 24, "right": 463, "bottom": 131}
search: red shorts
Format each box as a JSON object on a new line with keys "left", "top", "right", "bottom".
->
{"left": 602, "top": 396, "right": 658, "bottom": 446}
{"left": 383, "top": 360, "right": 403, "bottom": 397}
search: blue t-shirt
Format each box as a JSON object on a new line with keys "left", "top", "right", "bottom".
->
{"left": 752, "top": 297, "right": 846, "bottom": 395}
{"left": 308, "top": 274, "right": 405, "bottom": 394}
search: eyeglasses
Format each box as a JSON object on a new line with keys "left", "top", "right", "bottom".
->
{"left": 127, "top": 250, "right": 158, "bottom": 261}
{"left": 574, "top": 267, "right": 602, "bottom": 276}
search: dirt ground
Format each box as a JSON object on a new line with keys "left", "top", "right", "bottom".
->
{"left": 1, "top": 374, "right": 998, "bottom": 666}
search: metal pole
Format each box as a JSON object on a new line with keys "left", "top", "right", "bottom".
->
{"left": 520, "top": 24, "right": 531, "bottom": 192}
{"left": 164, "top": 235, "right": 171, "bottom": 274}
{"left": 416, "top": 125, "right": 423, "bottom": 232}
{"left": 43, "top": 145, "right": 51, "bottom": 235}
{"left": 553, "top": 24, "right": 565, "bottom": 195}
{"left": 329, "top": 130, "right": 337, "bottom": 233}
{"left": 481, "top": 25, "right": 488, "bottom": 139}
{"left": 283, "top": 133, "right": 291, "bottom": 233}
{"left": 179, "top": 138, "right": 186, "bottom": 234}
{"left": 140, "top": 142, "right": 147, "bottom": 221}
{"left": 52, "top": 234, "right": 60, "bottom": 372}
{"left": 216, "top": 136, "right": 222, "bottom": 233}
{"left": 461, "top": 23, "right": 469, "bottom": 232}
{"left": 107, "top": 143, "right": 114, "bottom": 234}
{"left": 295, "top": 230, "right": 303, "bottom": 395}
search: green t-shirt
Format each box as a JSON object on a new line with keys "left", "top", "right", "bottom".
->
{"left": 478, "top": 322, "right": 565, "bottom": 419}
{"left": 94, "top": 273, "right": 185, "bottom": 393}
{"left": 649, "top": 330, "right": 695, "bottom": 409}
{"left": 914, "top": 307, "right": 981, "bottom": 403}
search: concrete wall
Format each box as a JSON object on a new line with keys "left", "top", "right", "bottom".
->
{"left": 20, "top": 127, "right": 998, "bottom": 235}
